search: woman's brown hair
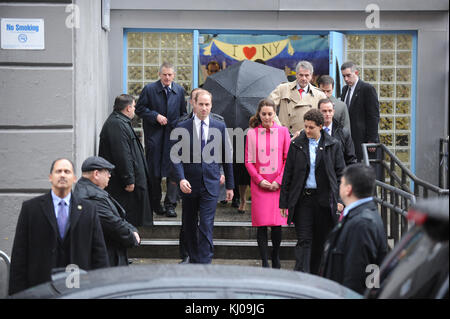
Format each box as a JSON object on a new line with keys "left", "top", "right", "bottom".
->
{"left": 249, "top": 98, "right": 276, "bottom": 128}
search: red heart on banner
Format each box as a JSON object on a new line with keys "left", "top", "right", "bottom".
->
{"left": 243, "top": 46, "right": 257, "bottom": 60}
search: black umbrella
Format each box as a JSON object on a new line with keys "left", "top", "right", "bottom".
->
{"left": 202, "top": 60, "right": 287, "bottom": 129}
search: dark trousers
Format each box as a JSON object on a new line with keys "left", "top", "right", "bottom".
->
{"left": 150, "top": 174, "right": 178, "bottom": 210}
{"left": 293, "top": 190, "right": 335, "bottom": 274}
{"left": 182, "top": 184, "right": 218, "bottom": 264}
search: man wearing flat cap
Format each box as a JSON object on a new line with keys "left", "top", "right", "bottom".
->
{"left": 74, "top": 156, "right": 141, "bottom": 266}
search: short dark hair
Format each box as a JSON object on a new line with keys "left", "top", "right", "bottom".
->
{"left": 304, "top": 109, "right": 324, "bottom": 127}
{"left": 342, "top": 163, "right": 376, "bottom": 198}
{"left": 50, "top": 158, "right": 75, "bottom": 174}
{"left": 341, "top": 61, "right": 358, "bottom": 72}
{"left": 317, "top": 75, "right": 335, "bottom": 87}
{"left": 318, "top": 98, "right": 334, "bottom": 110}
{"left": 113, "top": 94, "right": 135, "bottom": 112}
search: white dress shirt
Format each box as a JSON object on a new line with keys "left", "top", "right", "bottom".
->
{"left": 345, "top": 78, "right": 359, "bottom": 105}
{"left": 194, "top": 114, "right": 210, "bottom": 142}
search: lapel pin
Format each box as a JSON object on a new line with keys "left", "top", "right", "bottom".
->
{"left": 77, "top": 205, "right": 82, "bottom": 210}
{"left": 319, "top": 147, "right": 323, "bottom": 150}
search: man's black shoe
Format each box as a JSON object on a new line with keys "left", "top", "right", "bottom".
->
{"left": 166, "top": 208, "right": 177, "bottom": 217}
{"left": 153, "top": 204, "right": 166, "bottom": 215}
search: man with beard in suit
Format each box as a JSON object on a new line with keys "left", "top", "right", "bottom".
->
{"left": 9, "top": 158, "right": 109, "bottom": 295}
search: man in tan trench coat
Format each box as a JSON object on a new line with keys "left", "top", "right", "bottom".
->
{"left": 269, "top": 60, "right": 327, "bottom": 136}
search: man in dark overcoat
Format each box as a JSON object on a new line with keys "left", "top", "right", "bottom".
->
{"left": 99, "top": 94, "right": 152, "bottom": 226}
{"left": 135, "top": 62, "right": 187, "bottom": 217}
{"left": 319, "top": 164, "right": 387, "bottom": 294}
{"left": 74, "top": 156, "right": 141, "bottom": 266}
{"left": 280, "top": 109, "right": 346, "bottom": 274}
{"left": 9, "top": 158, "right": 109, "bottom": 295}
{"left": 340, "top": 61, "right": 380, "bottom": 162}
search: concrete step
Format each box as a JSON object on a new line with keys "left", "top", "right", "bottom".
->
{"left": 128, "top": 238, "right": 296, "bottom": 260}
{"left": 138, "top": 221, "right": 297, "bottom": 240}
{"left": 129, "top": 258, "right": 296, "bottom": 270}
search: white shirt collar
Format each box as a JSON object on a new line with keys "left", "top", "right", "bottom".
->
{"left": 297, "top": 83, "right": 309, "bottom": 93}
{"left": 350, "top": 77, "right": 359, "bottom": 91}
{"left": 161, "top": 81, "right": 172, "bottom": 89}
{"left": 194, "top": 114, "right": 209, "bottom": 126}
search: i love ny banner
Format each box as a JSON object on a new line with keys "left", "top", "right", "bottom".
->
{"left": 203, "top": 38, "right": 294, "bottom": 62}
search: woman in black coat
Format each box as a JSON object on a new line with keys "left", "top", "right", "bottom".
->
{"left": 280, "top": 109, "right": 346, "bottom": 274}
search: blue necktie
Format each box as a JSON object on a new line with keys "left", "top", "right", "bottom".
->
{"left": 324, "top": 127, "right": 330, "bottom": 135}
{"left": 57, "top": 200, "right": 68, "bottom": 239}
{"left": 200, "top": 120, "right": 206, "bottom": 151}
{"left": 165, "top": 86, "right": 171, "bottom": 97}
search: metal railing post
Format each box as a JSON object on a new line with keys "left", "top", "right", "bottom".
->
{"left": 361, "top": 142, "right": 448, "bottom": 246}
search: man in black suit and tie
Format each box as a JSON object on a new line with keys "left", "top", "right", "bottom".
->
{"left": 171, "top": 89, "right": 234, "bottom": 264}
{"left": 320, "top": 164, "right": 387, "bottom": 294}
{"left": 9, "top": 158, "right": 109, "bottom": 295}
{"left": 340, "top": 61, "right": 380, "bottom": 162}
{"left": 318, "top": 98, "right": 357, "bottom": 166}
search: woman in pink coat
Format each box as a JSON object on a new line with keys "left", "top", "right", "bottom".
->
{"left": 245, "top": 98, "right": 290, "bottom": 268}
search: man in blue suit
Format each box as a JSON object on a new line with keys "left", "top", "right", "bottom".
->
{"left": 135, "top": 62, "right": 187, "bottom": 217}
{"left": 171, "top": 89, "right": 234, "bottom": 264}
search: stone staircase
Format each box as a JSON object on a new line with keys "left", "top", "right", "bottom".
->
{"left": 129, "top": 200, "right": 297, "bottom": 268}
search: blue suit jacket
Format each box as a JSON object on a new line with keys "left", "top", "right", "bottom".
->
{"left": 135, "top": 80, "right": 187, "bottom": 177}
{"left": 170, "top": 116, "right": 234, "bottom": 197}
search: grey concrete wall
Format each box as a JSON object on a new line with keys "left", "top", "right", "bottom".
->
{"left": 0, "top": 2, "right": 74, "bottom": 263}
{"left": 0, "top": 0, "right": 110, "bottom": 264}
{"left": 73, "top": 0, "right": 111, "bottom": 173}
{"left": 109, "top": 7, "right": 449, "bottom": 186}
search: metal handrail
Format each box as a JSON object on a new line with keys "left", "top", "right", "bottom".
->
{"left": 372, "top": 180, "right": 416, "bottom": 246}
{"left": 362, "top": 143, "right": 449, "bottom": 198}
{"left": 0, "top": 250, "right": 10, "bottom": 268}
{"left": 360, "top": 143, "right": 446, "bottom": 246}
{"left": 0, "top": 250, "right": 10, "bottom": 296}
{"left": 439, "top": 136, "right": 449, "bottom": 189}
